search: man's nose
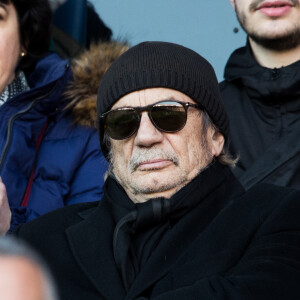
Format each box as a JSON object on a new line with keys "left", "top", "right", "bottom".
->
{"left": 134, "top": 112, "right": 164, "bottom": 147}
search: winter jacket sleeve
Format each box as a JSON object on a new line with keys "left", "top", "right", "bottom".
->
{"left": 8, "top": 129, "right": 108, "bottom": 233}
{"left": 62, "top": 130, "right": 108, "bottom": 205}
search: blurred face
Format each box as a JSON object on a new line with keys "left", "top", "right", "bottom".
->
{"left": 109, "top": 88, "right": 224, "bottom": 203}
{"left": 231, "top": 0, "right": 300, "bottom": 50}
{"left": 0, "top": 256, "right": 47, "bottom": 300}
{"left": 0, "top": 2, "right": 22, "bottom": 93}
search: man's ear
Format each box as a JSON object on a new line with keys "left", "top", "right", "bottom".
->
{"left": 210, "top": 130, "right": 225, "bottom": 157}
{"left": 229, "top": 0, "right": 236, "bottom": 9}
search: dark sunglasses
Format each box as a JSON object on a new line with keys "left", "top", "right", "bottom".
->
{"left": 100, "top": 100, "right": 202, "bottom": 140}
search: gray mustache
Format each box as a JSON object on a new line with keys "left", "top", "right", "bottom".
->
{"left": 129, "top": 148, "right": 179, "bottom": 172}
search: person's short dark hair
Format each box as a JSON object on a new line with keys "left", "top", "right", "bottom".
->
{"left": 1, "top": 0, "right": 52, "bottom": 74}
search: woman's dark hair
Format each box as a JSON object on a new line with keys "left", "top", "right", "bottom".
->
{"left": 1, "top": 0, "right": 52, "bottom": 73}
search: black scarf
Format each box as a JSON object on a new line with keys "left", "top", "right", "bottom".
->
{"left": 103, "top": 162, "right": 227, "bottom": 291}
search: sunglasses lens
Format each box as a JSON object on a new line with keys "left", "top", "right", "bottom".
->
{"left": 105, "top": 109, "right": 139, "bottom": 139}
{"left": 151, "top": 102, "right": 187, "bottom": 132}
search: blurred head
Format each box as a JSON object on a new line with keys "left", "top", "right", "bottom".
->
{"left": 97, "top": 42, "right": 234, "bottom": 202}
{"left": 0, "top": 0, "right": 51, "bottom": 76}
{"left": 230, "top": 0, "right": 300, "bottom": 50}
{"left": 0, "top": 237, "right": 58, "bottom": 300}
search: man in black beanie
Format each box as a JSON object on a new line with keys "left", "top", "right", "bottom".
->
{"left": 14, "top": 42, "right": 300, "bottom": 300}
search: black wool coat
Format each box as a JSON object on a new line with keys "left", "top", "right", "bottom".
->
{"left": 14, "top": 165, "right": 300, "bottom": 300}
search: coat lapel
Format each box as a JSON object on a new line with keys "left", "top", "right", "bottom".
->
{"left": 65, "top": 201, "right": 125, "bottom": 300}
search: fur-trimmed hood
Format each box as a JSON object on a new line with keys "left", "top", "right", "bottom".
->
{"left": 65, "top": 41, "right": 129, "bottom": 128}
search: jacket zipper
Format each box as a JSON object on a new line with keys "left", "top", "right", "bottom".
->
{"left": 0, "top": 82, "right": 58, "bottom": 173}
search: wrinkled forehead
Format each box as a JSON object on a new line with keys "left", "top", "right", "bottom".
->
{"left": 111, "top": 87, "right": 197, "bottom": 110}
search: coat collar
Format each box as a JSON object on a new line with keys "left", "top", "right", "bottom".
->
{"left": 65, "top": 164, "right": 244, "bottom": 299}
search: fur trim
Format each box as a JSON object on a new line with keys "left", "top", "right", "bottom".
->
{"left": 65, "top": 41, "right": 129, "bottom": 127}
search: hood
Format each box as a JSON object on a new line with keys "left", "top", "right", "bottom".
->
{"left": 28, "top": 53, "right": 69, "bottom": 89}
{"left": 223, "top": 41, "right": 300, "bottom": 102}
{"left": 65, "top": 41, "right": 129, "bottom": 127}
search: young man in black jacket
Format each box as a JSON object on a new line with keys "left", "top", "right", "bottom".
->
{"left": 220, "top": 0, "right": 300, "bottom": 190}
{"left": 14, "top": 42, "right": 300, "bottom": 300}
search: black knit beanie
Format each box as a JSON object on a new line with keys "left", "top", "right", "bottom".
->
{"left": 97, "top": 41, "right": 229, "bottom": 158}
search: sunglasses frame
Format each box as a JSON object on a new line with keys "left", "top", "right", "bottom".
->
{"left": 100, "top": 100, "right": 203, "bottom": 140}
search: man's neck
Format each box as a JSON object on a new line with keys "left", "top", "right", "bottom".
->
{"left": 126, "top": 185, "right": 182, "bottom": 204}
{"left": 249, "top": 38, "right": 300, "bottom": 69}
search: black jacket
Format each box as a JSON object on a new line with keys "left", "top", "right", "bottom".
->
{"left": 14, "top": 163, "right": 300, "bottom": 300}
{"left": 220, "top": 42, "right": 300, "bottom": 190}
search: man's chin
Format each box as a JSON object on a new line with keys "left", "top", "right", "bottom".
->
{"left": 248, "top": 25, "right": 300, "bottom": 50}
{"left": 131, "top": 177, "right": 185, "bottom": 197}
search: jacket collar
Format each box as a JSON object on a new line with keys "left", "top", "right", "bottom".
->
{"left": 3, "top": 53, "right": 71, "bottom": 119}
{"left": 27, "top": 53, "right": 70, "bottom": 90}
{"left": 223, "top": 40, "right": 300, "bottom": 102}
